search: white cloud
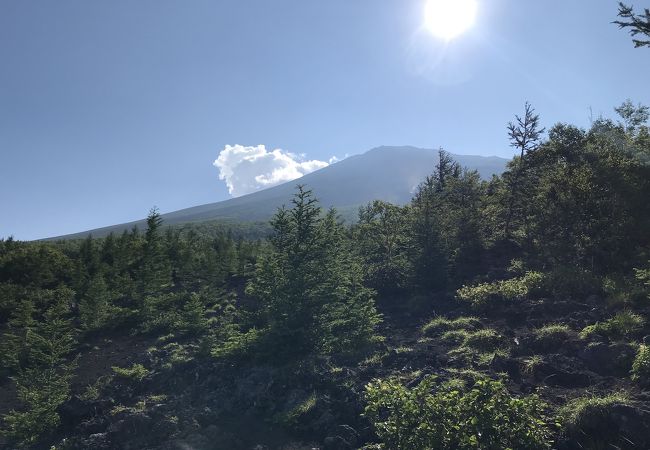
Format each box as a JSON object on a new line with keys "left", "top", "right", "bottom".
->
{"left": 213, "top": 144, "right": 331, "bottom": 197}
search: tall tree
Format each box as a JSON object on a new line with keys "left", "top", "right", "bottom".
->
{"left": 247, "top": 186, "right": 381, "bottom": 359}
{"left": 138, "top": 207, "right": 171, "bottom": 299}
{"left": 504, "top": 102, "right": 545, "bottom": 238}
{"left": 615, "top": 2, "right": 650, "bottom": 47}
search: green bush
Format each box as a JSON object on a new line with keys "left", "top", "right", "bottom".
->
{"left": 211, "top": 326, "right": 263, "bottom": 360}
{"left": 0, "top": 368, "right": 71, "bottom": 447}
{"left": 364, "top": 376, "right": 552, "bottom": 450}
{"left": 422, "top": 316, "right": 481, "bottom": 336}
{"left": 456, "top": 271, "right": 544, "bottom": 308}
{"left": 631, "top": 344, "right": 650, "bottom": 383}
{"left": 580, "top": 310, "right": 645, "bottom": 340}
{"left": 544, "top": 266, "right": 601, "bottom": 298}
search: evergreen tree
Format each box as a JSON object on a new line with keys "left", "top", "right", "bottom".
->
{"left": 615, "top": 2, "right": 650, "bottom": 48}
{"left": 504, "top": 102, "right": 544, "bottom": 239}
{"left": 138, "top": 207, "right": 171, "bottom": 299}
{"left": 247, "top": 186, "right": 381, "bottom": 359}
{"left": 78, "top": 274, "right": 111, "bottom": 331}
{"left": 357, "top": 200, "right": 412, "bottom": 295}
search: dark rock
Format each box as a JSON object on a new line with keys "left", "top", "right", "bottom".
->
{"left": 80, "top": 432, "right": 111, "bottom": 449}
{"left": 579, "top": 342, "right": 636, "bottom": 376}
{"left": 559, "top": 402, "right": 650, "bottom": 450}
{"left": 107, "top": 412, "right": 153, "bottom": 446}
{"left": 490, "top": 354, "right": 521, "bottom": 380}
{"left": 543, "top": 370, "right": 592, "bottom": 388}
{"left": 323, "top": 435, "right": 352, "bottom": 450}
{"left": 58, "top": 396, "right": 95, "bottom": 426}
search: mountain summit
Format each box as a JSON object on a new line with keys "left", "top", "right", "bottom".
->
{"left": 50, "top": 146, "right": 508, "bottom": 239}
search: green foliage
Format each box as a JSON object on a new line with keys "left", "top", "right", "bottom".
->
{"left": 456, "top": 271, "right": 544, "bottom": 307}
{"left": 1, "top": 367, "right": 73, "bottom": 447}
{"left": 580, "top": 310, "right": 645, "bottom": 340}
{"left": 1, "top": 296, "right": 76, "bottom": 446}
{"left": 615, "top": 4, "right": 650, "bottom": 48}
{"left": 210, "top": 326, "right": 263, "bottom": 360}
{"left": 364, "top": 376, "right": 551, "bottom": 450}
{"left": 138, "top": 208, "right": 172, "bottom": 299}
{"left": 245, "top": 186, "right": 381, "bottom": 360}
{"left": 356, "top": 201, "right": 412, "bottom": 294}
{"left": 112, "top": 363, "right": 150, "bottom": 382}
{"left": 273, "top": 391, "right": 318, "bottom": 426}
{"left": 631, "top": 344, "right": 650, "bottom": 383}
{"left": 422, "top": 316, "right": 481, "bottom": 336}
{"left": 634, "top": 261, "right": 650, "bottom": 299}
{"left": 78, "top": 274, "right": 112, "bottom": 331}
{"left": 0, "top": 242, "right": 73, "bottom": 288}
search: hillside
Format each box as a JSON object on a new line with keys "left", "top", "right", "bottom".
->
{"left": 1, "top": 117, "right": 650, "bottom": 449}
{"left": 48, "top": 146, "right": 508, "bottom": 240}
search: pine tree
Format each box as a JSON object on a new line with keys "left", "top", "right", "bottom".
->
{"left": 78, "top": 274, "right": 111, "bottom": 331}
{"left": 247, "top": 186, "right": 381, "bottom": 359}
{"left": 0, "top": 297, "right": 35, "bottom": 373}
{"left": 138, "top": 207, "right": 171, "bottom": 299}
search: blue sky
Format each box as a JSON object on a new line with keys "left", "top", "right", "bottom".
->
{"left": 1, "top": 0, "right": 648, "bottom": 240}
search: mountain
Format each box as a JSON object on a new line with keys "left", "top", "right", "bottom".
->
{"left": 48, "top": 146, "right": 509, "bottom": 240}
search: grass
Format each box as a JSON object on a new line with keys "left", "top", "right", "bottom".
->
{"left": 580, "top": 310, "right": 645, "bottom": 340}
{"left": 440, "top": 329, "right": 470, "bottom": 346}
{"left": 463, "top": 329, "right": 505, "bottom": 352}
{"left": 422, "top": 316, "right": 481, "bottom": 336}
{"left": 533, "top": 324, "right": 572, "bottom": 350}
{"left": 631, "top": 344, "right": 650, "bottom": 383}
{"left": 112, "top": 363, "right": 150, "bottom": 382}
{"left": 442, "top": 328, "right": 509, "bottom": 366}
{"left": 274, "top": 392, "right": 317, "bottom": 425}
{"left": 522, "top": 355, "right": 544, "bottom": 375}
{"left": 560, "top": 392, "right": 631, "bottom": 434}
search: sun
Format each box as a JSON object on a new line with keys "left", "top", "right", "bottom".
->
{"left": 424, "top": 0, "right": 478, "bottom": 40}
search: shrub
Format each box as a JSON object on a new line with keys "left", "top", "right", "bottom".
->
{"left": 533, "top": 324, "right": 572, "bottom": 350}
{"left": 112, "top": 363, "right": 150, "bottom": 382}
{"left": 211, "top": 326, "right": 263, "bottom": 360}
{"left": 456, "top": 271, "right": 544, "bottom": 308}
{"left": 0, "top": 368, "right": 72, "bottom": 447}
{"left": 364, "top": 376, "right": 552, "bottom": 450}
{"left": 631, "top": 344, "right": 650, "bottom": 383}
{"left": 422, "top": 316, "right": 481, "bottom": 336}
{"left": 544, "top": 266, "right": 600, "bottom": 298}
{"left": 580, "top": 310, "right": 645, "bottom": 340}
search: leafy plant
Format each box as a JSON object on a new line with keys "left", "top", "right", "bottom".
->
{"left": 456, "top": 271, "right": 544, "bottom": 308}
{"left": 580, "top": 310, "right": 644, "bottom": 340}
{"left": 364, "top": 375, "right": 552, "bottom": 450}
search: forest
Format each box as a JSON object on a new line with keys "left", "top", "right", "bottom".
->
{"left": 1, "top": 98, "right": 649, "bottom": 449}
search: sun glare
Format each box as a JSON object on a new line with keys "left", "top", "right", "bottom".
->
{"left": 424, "top": 0, "right": 478, "bottom": 40}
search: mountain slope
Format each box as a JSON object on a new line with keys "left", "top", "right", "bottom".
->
{"left": 49, "top": 146, "right": 508, "bottom": 239}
